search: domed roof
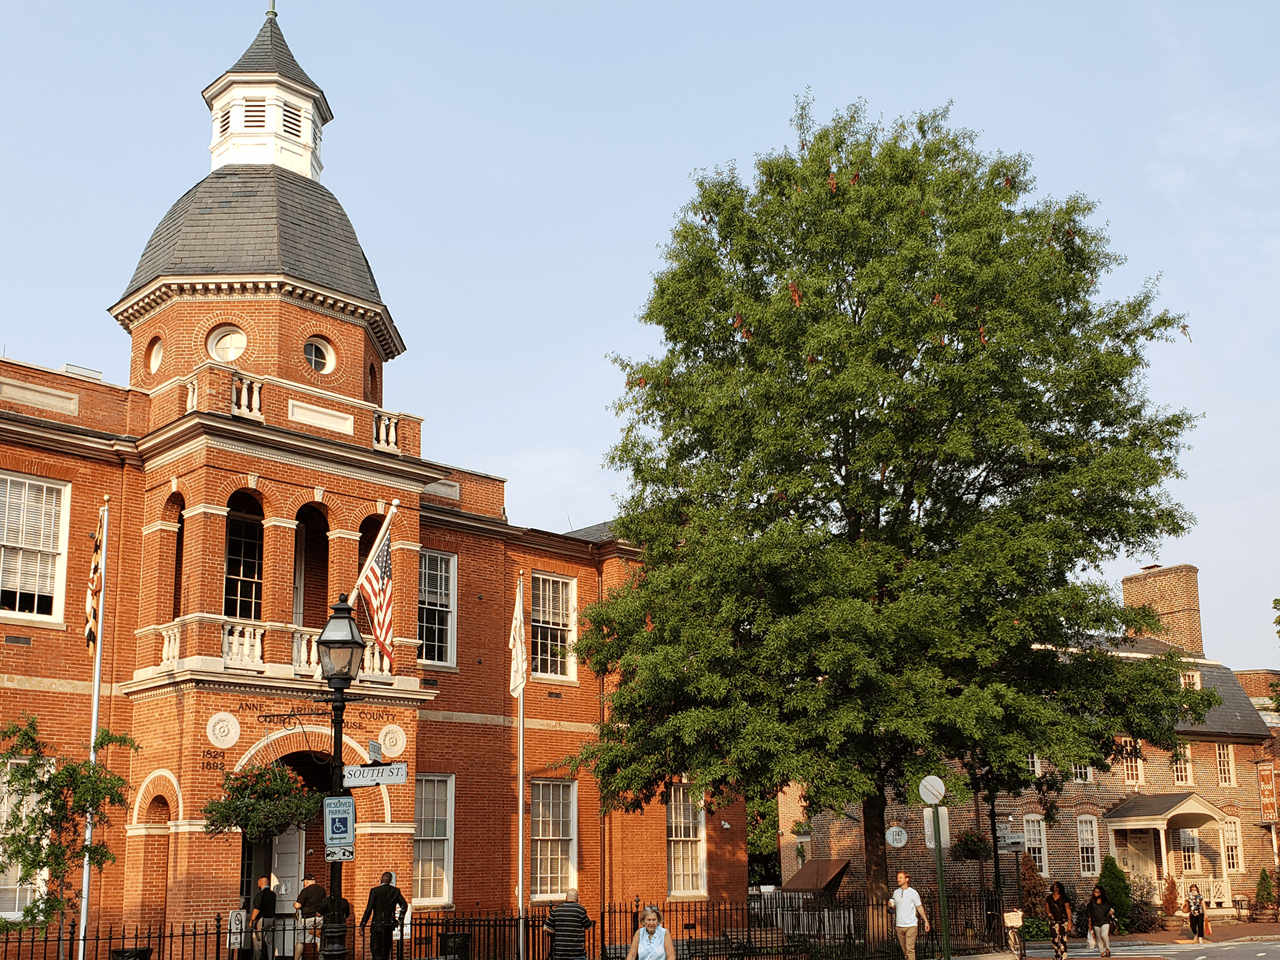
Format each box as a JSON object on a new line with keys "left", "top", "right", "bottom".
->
{"left": 123, "top": 165, "right": 383, "bottom": 305}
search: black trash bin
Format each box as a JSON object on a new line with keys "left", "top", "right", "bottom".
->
{"left": 440, "top": 932, "right": 472, "bottom": 960}
{"left": 110, "top": 949, "right": 153, "bottom": 960}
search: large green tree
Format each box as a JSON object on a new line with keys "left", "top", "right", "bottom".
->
{"left": 572, "top": 100, "right": 1216, "bottom": 899}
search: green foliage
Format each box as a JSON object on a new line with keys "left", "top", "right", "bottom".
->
{"left": 1020, "top": 917, "right": 1050, "bottom": 942}
{"left": 1128, "top": 875, "right": 1160, "bottom": 933}
{"left": 201, "top": 763, "right": 324, "bottom": 843}
{"left": 1019, "top": 853, "right": 1047, "bottom": 919}
{"left": 569, "top": 97, "right": 1216, "bottom": 891}
{"left": 1257, "top": 867, "right": 1275, "bottom": 908}
{"left": 948, "top": 828, "right": 991, "bottom": 862}
{"left": 0, "top": 715, "right": 138, "bottom": 930}
{"left": 1098, "top": 856, "right": 1132, "bottom": 925}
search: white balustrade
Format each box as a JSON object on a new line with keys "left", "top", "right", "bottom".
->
{"left": 232, "top": 376, "right": 264, "bottom": 420}
{"left": 292, "top": 628, "right": 322, "bottom": 676}
{"left": 1178, "top": 875, "right": 1231, "bottom": 908}
{"left": 161, "top": 626, "right": 181, "bottom": 665}
{"left": 373, "top": 413, "right": 399, "bottom": 452}
{"left": 222, "top": 621, "right": 264, "bottom": 666}
{"left": 362, "top": 641, "right": 394, "bottom": 678}
{"left": 185, "top": 381, "right": 197, "bottom": 412}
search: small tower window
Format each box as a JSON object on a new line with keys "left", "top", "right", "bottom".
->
{"left": 243, "top": 99, "right": 266, "bottom": 130}
{"left": 146, "top": 336, "right": 164, "bottom": 374}
{"left": 304, "top": 337, "right": 335, "bottom": 374}
{"left": 282, "top": 102, "right": 302, "bottom": 138}
{"left": 207, "top": 325, "right": 247, "bottom": 363}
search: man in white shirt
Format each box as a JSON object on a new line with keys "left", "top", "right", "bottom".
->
{"left": 888, "top": 870, "right": 930, "bottom": 960}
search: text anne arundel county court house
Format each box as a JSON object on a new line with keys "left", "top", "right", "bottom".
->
{"left": 0, "top": 12, "right": 748, "bottom": 932}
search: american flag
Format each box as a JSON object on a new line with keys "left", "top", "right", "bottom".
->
{"left": 356, "top": 527, "right": 394, "bottom": 664}
{"left": 84, "top": 509, "right": 104, "bottom": 655}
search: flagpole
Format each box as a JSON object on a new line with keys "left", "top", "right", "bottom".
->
{"left": 510, "top": 573, "right": 527, "bottom": 960}
{"left": 348, "top": 499, "right": 399, "bottom": 599}
{"left": 78, "top": 497, "right": 110, "bottom": 960}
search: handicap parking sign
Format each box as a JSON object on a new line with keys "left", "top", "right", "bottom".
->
{"left": 324, "top": 797, "right": 356, "bottom": 845}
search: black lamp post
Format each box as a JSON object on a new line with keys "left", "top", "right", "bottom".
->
{"left": 317, "top": 594, "right": 366, "bottom": 960}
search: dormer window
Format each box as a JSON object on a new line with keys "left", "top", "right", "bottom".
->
{"left": 282, "top": 102, "right": 302, "bottom": 138}
{"left": 244, "top": 99, "right": 266, "bottom": 129}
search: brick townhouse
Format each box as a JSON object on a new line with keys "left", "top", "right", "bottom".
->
{"left": 0, "top": 12, "right": 746, "bottom": 931}
{"left": 781, "top": 563, "right": 1277, "bottom": 917}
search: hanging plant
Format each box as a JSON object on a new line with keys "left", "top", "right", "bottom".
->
{"left": 791, "top": 819, "right": 813, "bottom": 836}
{"left": 948, "top": 828, "right": 992, "bottom": 862}
{"left": 202, "top": 763, "right": 325, "bottom": 843}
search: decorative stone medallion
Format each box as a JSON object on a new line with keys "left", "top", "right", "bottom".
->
{"left": 207, "top": 712, "right": 241, "bottom": 749}
{"left": 379, "top": 724, "right": 406, "bottom": 758}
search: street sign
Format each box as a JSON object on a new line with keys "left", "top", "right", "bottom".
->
{"left": 923, "top": 806, "right": 950, "bottom": 849}
{"left": 325, "top": 844, "right": 355, "bottom": 862}
{"left": 886, "top": 826, "right": 909, "bottom": 848}
{"left": 227, "top": 910, "right": 248, "bottom": 949}
{"left": 323, "top": 796, "right": 356, "bottom": 845}
{"left": 919, "top": 776, "right": 946, "bottom": 806}
{"left": 344, "top": 762, "right": 408, "bottom": 788}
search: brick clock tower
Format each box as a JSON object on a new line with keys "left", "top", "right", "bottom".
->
{"left": 104, "top": 9, "right": 438, "bottom": 927}
{"left": 0, "top": 10, "right": 748, "bottom": 936}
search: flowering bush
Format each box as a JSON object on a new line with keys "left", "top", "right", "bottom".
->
{"left": 202, "top": 763, "right": 325, "bottom": 842}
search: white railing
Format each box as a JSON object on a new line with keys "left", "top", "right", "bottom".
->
{"left": 292, "top": 628, "right": 322, "bottom": 676}
{"left": 222, "top": 621, "right": 265, "bottom": 666}
{"left": 232, "top": 376, "right": 264, "bottom": 420}
{"left": 373, "top": 413, "right": 399, "bottom": 452}
{"left": 161, "top": 626, "right": 180, "bottom": 665}
{"left": 185, "top": 380, "right": 197, "bottom": 412}
{"left": 1178, "top": 875, "right": 1231, "bottom": 908}
{"left": 362, "top": 641, "right": 394, "bottom": 679}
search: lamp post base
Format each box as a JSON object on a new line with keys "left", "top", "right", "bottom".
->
{"left": 320, "top": 916, "right": 348, "bottom": 960}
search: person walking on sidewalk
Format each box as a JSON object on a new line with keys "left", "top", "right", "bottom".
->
{"left": 1185, "top": 883, "right": 1207, "bottom": 944}
{"left": 1047, "top": 881, "right": 1074, "bottom": 960}
{"left": 887, "top": 871, "right": 930, "bottom": 960}
{"left": 1087, "top": 885, "right": 1115, "bottom": 958}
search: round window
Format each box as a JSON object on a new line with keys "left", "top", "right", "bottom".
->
{"left": 304, "top": 337, "right": 335, "bottom": 374}
{"left": 146, "top": 336, "right": 164, "bottom": 374}
{"left": 207, "top": 325, "right": 247, "bottom": 363}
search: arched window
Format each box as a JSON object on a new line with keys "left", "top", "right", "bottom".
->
{"left": 168, "top": 493, "right": 185, "bottom": 622}
{"left": 224, "top": 491, "right": 263, "bottom": 621}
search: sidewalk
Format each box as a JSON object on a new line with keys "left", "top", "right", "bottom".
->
{"left": 1029, "top": 918, "right": 1280, "bottom": 949}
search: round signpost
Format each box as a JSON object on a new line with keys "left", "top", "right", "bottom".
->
{"left": 919, "top": 775, "right": 946, "bottom": 806}
{"left": 886, "top": 826, "right": 908, "bottom": 849}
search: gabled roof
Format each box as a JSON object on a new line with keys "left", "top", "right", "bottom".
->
{"left": 228, "top": 16, "right": 320, "bottom": 91}
{"left": 1104, "top": 792, "right": 1228, "bottom": 830}
{"left": 1183, "top": 663, "right": 1272, "bottom": 741}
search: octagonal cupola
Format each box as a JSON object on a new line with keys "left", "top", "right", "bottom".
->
{"left": 202, "top": 9, "right": 333, "bottom": 180}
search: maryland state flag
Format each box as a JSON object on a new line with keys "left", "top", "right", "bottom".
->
{"left": 85, "top": 509, "right": 104, "bottom": 655}
{"left": 356, "top": 518, "right": 395, "bottom": 664}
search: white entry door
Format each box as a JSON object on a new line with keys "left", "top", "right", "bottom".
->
{"left": 273, "top": 825, "right": 305, "bottom": 913}
{"left": 1126, "top": 831, "right": 1159, "bottom": 882}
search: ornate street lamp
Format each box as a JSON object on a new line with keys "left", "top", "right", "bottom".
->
{"left": 317, "top": 594, "right": 365, "bottom": 960}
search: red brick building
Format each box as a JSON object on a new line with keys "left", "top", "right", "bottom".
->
{"left": 0, "top": 13, "right": 745, "bottom": 931}
{"left": 782, "top": 564, "right": 1277, "bottom": 916}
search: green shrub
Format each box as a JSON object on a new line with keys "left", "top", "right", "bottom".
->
{"left": 1127, "top": 876, "right": 1160, "bottom": 933}
{"left": 1021, "top": 917, "right": 1050, "bottom": 941}
{"left": 1098, "top": 856, "right": 1133, "bottom": 926}
{"left": 1020, "top": 852, "right": 1048, "bottom": 919}
{"left": 1258, "top": 868, "right": 1275, "bottom": 908}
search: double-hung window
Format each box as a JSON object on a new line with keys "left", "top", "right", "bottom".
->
{"left": 0, "top": 473, "right": 68, "bottom": 620}
{"left": 667, "top": 783, "right": 706, "bottom": 896}
{"left": 417, "top": 551, "right": 456, "bottom": 665}
{"left": 223, "top": 494, "right": 263, "bottom": 621}
{"left": 1024, "top": 815, "right": 1046, "bottom": 876}
{"left": 531, "top": 780, "right": 575, "bottom": 896}
{"left": 1181, "top": 829, "right": 1201, "bottom": 872}
{"left": 1121, "top": 739, "right": 1144, "bottom": 785}
{"left": 0, "top": 760, "right": 35, "bottom": 919}
{"left": 1071, "top": 764, "right": 1093, "bottom": 783}
{"left": 1077, "top": 816, "right": 1099, "bottom": 876}
{"left": 1173, "top": 752, "right": 1193, "bottom": 786}
{"left": 532, "top": 574, "right": 575, "bottom": 678}
{"left": 413, "top": 775, "right": 454, "bottom": 904}
{"left": 1224, "top": 818, "right": 1242, "bottom": 873}
{"left": 1217, "top": 743, "right": 1236, "bottom": 786}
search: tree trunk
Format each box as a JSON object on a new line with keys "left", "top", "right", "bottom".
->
{"left": 864, "top": 786, "right": 891, "bottom": 942}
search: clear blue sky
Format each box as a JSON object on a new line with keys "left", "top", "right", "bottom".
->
{"left": 1, "top": 2, "right": 1276, "bottom": 666}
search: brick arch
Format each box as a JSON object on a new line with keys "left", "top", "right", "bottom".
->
{"left": 190, "top": 309, "right": 263, "bottom": 365}
{"left": 161, "top": 491, "right": 186, "bottom": 523}
{"left": 280, "top": 492, "right": 333, "bottom": 524}
{"left": 0, "top": 453, "right": 78, "bottom": 482}
{"left": 235, "top": 726, "right": 391, "bottom": 823}
{"left": 213, "top": 475, "right": 283, "bottom": 518}
{"left": 352, "top": 500, "right": 411, "bottom": 540}
{"left": 133, "top": 768, "right": 183, "bottom": 824}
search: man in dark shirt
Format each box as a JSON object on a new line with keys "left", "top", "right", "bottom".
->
{"left": 543, "top": 889, "right": 591, "bottom": 960}
{"left": 293, "top": 874, "right": 326, "bottom": 960}
{"left": 250, "top": 875, "right": 277, "bottom": 960}
{"left": 360, "top": 872, "right": 408, "bottom": 960}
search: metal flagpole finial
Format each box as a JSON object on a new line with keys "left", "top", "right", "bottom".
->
{"left": 266, "top": 1, "right": 277, "bottom": 19}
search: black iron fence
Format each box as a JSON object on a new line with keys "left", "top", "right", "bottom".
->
{"left": 0, "top": 892, "right": 1009, "bottom": 960}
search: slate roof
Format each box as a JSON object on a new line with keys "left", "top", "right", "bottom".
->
{"left": 123, "top": 165, "right": 382, "bottom": 305}
{"left": 1182, "top": 662, "right": 1272, "bottom": 741}
{"left": 563, "top": 520, "right": 616, "bottom": 543}
{"left": 227, "top": 16, "right": 320, "bottom": 91}
{"left": 1105, "top": 792, "right": 1202, "bottom": 819}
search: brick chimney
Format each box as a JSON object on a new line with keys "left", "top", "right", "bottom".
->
{"left": 1120, "top": 563, "right": 1203, "bottom": 657}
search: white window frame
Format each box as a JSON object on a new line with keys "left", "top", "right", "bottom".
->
{"left": 0, "top": 759, "right": 37, "bottom": 920}
{"left": 1217, "top": 743, "right": 1236, "bottom": 787}
{"left": 1121, "top": 738, "right": 1144, "bottom": 785}
{"left": 1181, "top": 828, "right": 1201, "bottom": 872}
{"left": 1077, "top": 816, "right": 1100, "bottom": 877}
{"left": 1182, "top": 671, "right": 1202, "bottom": 690}
{"left": 417, "top": 550, "right": 457, "bottom": 666}
{"left": 1173, "top": 751, "right": 1194, "bottom": 786}
{"left": 1026, "top": 754, "right": 1042, "bottom": 777}
{"left": 412, "top": 774, "right": 454, "bottom": 906}
{"left": 1224, "top": 818, "right": 1242, "bottom": 873}
{"left": 1024, "top": 815, "right": 1047, "bottom": 877}
{"left": 667, "top": 782, "right": 707, "bottom": 896}
{"left": 0, "top": 472, "right": 70, "bottom": 625}
{"left": 1071, "top": 764, "right": 1093, "bottom": 783}
{"left": 531, "top": 573, "right": 576, "bottom": 680}
{"left": 530, "top": 780, "right": 576, "bottom": 899}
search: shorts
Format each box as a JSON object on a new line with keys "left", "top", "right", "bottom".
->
{"left": 297, "top": 917, "right": 323, "bottom": 943}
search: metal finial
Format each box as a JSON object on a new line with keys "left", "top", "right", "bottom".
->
{"left": 266, "top": 1, "right": 277, "bottom": 18}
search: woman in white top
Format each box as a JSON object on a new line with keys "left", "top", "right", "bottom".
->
{"left": 625, "top": 907, "right": 675, "bottom": 960}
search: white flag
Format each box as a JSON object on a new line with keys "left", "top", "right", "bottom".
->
{"left": 509, "top": 577, "right": 526, "bottom": 698}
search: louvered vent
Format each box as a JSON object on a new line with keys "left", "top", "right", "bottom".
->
{"left": 244, "top": 99, "right": 266, "bottom": 129}
{"left": 282, "top": 102, "right": 302, "bottom": 138}
{"left": 219, "top": 109, "right": 231, "bottom": 136}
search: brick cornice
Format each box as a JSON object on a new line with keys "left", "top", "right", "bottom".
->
{"left": 0, "top": 409, "right": 143, "bottom": 467}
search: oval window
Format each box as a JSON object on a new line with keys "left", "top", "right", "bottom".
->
{"left": 207, "top": 325, "right": 247, "bottom": 362}
{"left": 146, "top": 336, "right": 164, "bottom": 373}
{"left": 304, "top": 337, "right": 335, "bottom": 374}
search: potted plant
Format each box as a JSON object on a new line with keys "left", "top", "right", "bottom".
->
{"left": 949, "top": 828, "right": 993, "bottom": 862}
{"left": 1161, "top": 873, "right": 1182, "bottom": 931}
{"left": 1257, "top": 868, "right": 1277, "bottom": 922}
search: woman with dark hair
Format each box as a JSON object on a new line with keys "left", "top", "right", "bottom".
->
{"left": 1185, "top": 883, "right": 1206, "bottom": 944}
{"left": 1047, "top": 881, "right": 1074, "bottom": 959}
{"left": 1086, "top": 885, "right": 1116, "bottom": 958}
